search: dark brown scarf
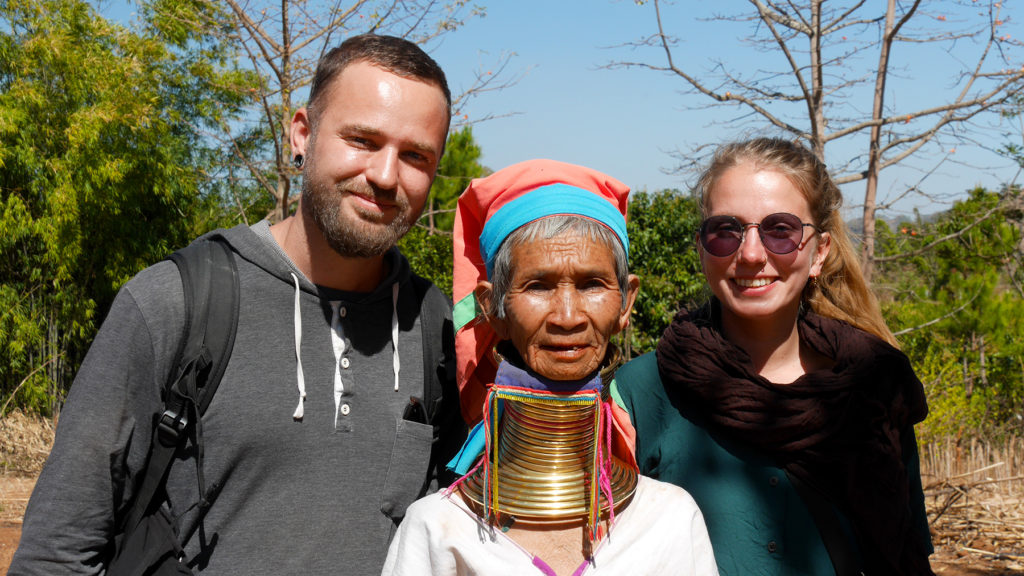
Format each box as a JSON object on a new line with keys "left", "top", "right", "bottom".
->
{"left": 656, "top": 303, "right": 933, "bottom": 576}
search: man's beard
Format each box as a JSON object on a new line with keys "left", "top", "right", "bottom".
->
{"left": 302, "top": 165, "right": 416, "bottom": 259}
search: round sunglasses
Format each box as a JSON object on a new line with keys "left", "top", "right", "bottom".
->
{"left": 699, "top": 212, "right": 822, "bottom": 257}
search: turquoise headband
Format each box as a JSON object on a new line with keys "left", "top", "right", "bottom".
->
{"left": 479, "top": 183, "right": 629, "bottom": 278}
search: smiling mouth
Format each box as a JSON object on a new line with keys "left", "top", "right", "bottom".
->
{"left": 734, "top": 277, "right": 773, "bottom": 288}
{"left": 351, "top": 193, "right": 394, "bottom": 210}
{"left": 543, "top": 344, "right": 589, "bottom": 354}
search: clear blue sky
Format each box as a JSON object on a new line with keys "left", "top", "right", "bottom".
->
{"left": 428, "top": 1, "right": 1024, "bottom": 220}
{"left": 101, "top": 0, "right": 1024, "bottom": 219}
{"left": 431, "top": 0, "right": 698, "bottom": 192}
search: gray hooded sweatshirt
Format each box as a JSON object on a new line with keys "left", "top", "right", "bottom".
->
{"left": 11, "top": 222, "right": 461, "bottom": 576}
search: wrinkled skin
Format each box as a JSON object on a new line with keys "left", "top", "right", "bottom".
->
{"left": 478, "top": 233, "right": 639, "bottom": 381}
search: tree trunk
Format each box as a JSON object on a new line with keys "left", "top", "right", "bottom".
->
{"left": 862, "top": 0, "right": 898, "bottom": 284}
{"left": 807, "top": 1, "right": 826, "bottom": 160}
{"left": 274, "top": 0, "right": 294, "bottom": 223}
{"left": 979, "top": 334, "right": 988, "bottom": 387}
{"left": 963, "top": 339, "right": 973, "bottom": 399}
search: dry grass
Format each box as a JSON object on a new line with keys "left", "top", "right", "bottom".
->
{"left": 0, "top": 411, "right": 54, "bottom": 476}
{"left": 0, "top": 411, "right": 52, "bottom": 527}
{"left": 922, "top": 436, "right": 1024, "bottom": 571}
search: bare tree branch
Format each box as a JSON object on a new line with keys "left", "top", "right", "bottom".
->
{"left": 622, "top": 0, "right": 1024, "bottom": 282}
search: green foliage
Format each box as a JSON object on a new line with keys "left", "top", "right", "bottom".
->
{"left": 399, "top": 227, "right": 454, "bottom": 299}
{"left": 624, "top": 189, "right": 705, "bottom": 356}
{"left": 426, "top": 126, "right": 486, "bottom": 232}
{"left": 0, "top": 0, "right": 251, "bottom": 414}
{"left": 878, "top": 187, "right": 1024, "bottom": 441}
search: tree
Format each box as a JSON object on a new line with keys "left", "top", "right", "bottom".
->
{"left": 621, "top": 0, "right": 1024, "bottom": 282}
{"left": 877, "top": 187, "right": 1024, "bottom": 440}
{"left": 164, "top": 0, "right": 512, "bottom": 223}
{"left": 623, "top": 189, "right": 705, "bottom": 356}
{"left": 424, "top": 125, "right": 486, "bottom": 233}
{"left": 0, "top": 0, "right": 252, "bottom": 414}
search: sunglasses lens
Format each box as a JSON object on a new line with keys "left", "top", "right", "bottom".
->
{"left": 699, "top": 213, "right": 810, "bottom": 256}
{"left": 700, "top": 216, "right": 743, "bottom": 257}
{"left": 759, "top": 213, "right": 804, "bottom": 254}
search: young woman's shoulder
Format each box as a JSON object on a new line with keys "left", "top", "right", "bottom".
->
{"left": 612, "top": 352, "right": 665, "bottom": 407}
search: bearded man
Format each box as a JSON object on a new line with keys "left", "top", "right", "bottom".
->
{"left": 12, "top": 34, "right": 463, "bottom": 576}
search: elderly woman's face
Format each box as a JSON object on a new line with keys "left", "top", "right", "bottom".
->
{"left": 487, "top": 233, "right": 636, "bottom": 381}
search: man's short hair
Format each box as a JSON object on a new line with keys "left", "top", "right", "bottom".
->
{"left": 306, "top": 34, "right": 451, "bottom": 131}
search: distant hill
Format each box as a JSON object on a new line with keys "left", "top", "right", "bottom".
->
{"left": 845, "top": 210, "right": 942, "bottom": 242}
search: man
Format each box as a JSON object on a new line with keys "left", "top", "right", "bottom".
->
{"left": 11, "top": 34, "right": 463, "bottom": 575}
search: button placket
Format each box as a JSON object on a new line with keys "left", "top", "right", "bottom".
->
{"left": 329, "top": 301, "right": 351, "bottom": 430}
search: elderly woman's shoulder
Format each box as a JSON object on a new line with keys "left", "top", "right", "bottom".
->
{"left": 634, "top": 475, "right": 699, "bottom": 508}
{"left": 605, "top": 476, "right": 718, "bottom": 574}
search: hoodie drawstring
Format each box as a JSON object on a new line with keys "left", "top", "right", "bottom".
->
{"left": 391, "top": 282, "right": 400, "bottom": 391}
{"left": 290, "top": 273, "right": 307, "bottom": 420}
{"left": 290, "top": 277, "right": 402, "bottom": 423}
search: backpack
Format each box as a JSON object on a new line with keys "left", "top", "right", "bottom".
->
{"left": 107, "top": 235, "right": 455, "bottom": 575}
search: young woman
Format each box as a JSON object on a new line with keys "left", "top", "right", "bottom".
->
{"left": 383, "top": 159, "right": 717, "bottom": 576}
{"left": 613, "top": 138, "right": 934, "bottom": 575}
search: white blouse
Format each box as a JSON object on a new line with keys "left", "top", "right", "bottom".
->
{"left": 382, "top": 475, "right": 719, "bottom": 576}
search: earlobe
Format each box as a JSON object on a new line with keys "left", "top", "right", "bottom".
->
{"left": 474, "top": 281, "right": 507, "bottom": 338}
{"left": 616, "top": 274, "right": 641, "bottom": 333}
{"left": 811, "top": 232, "right": 832, "bottom": 276}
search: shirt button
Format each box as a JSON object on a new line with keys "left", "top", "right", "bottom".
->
{"left": 341, "top": 358, "right": 350, "bottom": 369}
{"left": 340, "top": 403, "right": 351, "bottom": 415}
{"left": 339, "top": 306, "right": 347, "bottom": 318}
{"left": 769, "top": 476, "right": 779, "bottom": 486}
{"left": 767, "top": 541, "right": 778, "bottom": 553}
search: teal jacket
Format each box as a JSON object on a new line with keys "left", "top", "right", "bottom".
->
{"left": 612, "top": 352, "right": 931, "bottom": 576}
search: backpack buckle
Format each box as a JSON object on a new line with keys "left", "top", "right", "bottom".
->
{"left": 157, "top": 407, "right": 189, "bottom": 445}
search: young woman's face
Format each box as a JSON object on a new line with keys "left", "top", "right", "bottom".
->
{"left": 699, "top": 162, "right": 830, "bottom": 329}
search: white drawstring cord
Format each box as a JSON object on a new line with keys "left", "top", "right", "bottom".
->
{"left": 392, "top": 283, "right": 400, "bottom": 391}
{"left": 291, "top": 273, "right": 306, "bottom": 420}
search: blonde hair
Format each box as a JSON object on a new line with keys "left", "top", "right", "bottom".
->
{"left": 696, "top": 137, "right": 897, "bottom": 347}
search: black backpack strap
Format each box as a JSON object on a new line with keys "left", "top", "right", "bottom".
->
{"left": 411, "top": 275, "right": 452, "bottom": 425}
{"left": 786, "top": 469, "right": 863, "bottom": 576}
{"left": 118, "top": 237, "right": 239, "bottom": 543}
{"left": 411, "top": 275, "right": 463, "bottom": 489}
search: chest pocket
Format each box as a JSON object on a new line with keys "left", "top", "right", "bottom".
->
{"left": 379, "top": 418, "right": 434, "bottom": 521}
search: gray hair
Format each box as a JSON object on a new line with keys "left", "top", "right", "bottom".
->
{"left": 487, "top": 215, "right": 630, "bottom": 319}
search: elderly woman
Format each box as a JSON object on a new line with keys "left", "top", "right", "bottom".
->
{"left": 382, "top": 160, "right": 717, "bottom": 576}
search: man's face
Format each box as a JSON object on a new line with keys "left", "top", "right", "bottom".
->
{"left": 297, "top": 60, "right": 449, "bottom": 258}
